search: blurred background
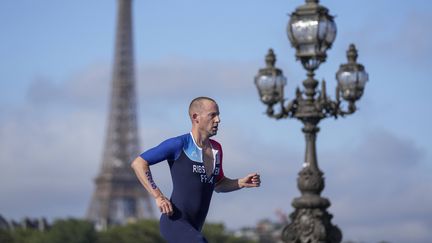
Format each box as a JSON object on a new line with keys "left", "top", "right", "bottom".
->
{"left": 1, "top": 0, "right": 431, "bottom": 242}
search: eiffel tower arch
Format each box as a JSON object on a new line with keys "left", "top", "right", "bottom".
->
{"left": 86, "top": 0, "right": 155, "bottom": 229}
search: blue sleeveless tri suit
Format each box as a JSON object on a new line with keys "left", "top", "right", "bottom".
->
{"left": 140, "top": 133, "right": 225, "bottom": 243}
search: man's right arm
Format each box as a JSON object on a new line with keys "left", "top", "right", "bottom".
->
{"left": 131, "top": 157, "right": 173, "bottom": 216}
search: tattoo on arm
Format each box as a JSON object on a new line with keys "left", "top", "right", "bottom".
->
{"left": 145, "top": 171, "right": 158, "bottom": 190}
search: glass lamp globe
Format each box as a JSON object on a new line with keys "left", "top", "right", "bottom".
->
{"left": 287, "top": 0, "right": 337, "bottom": 70}
{"left": 255, "top": 49, "right": 287, "bottom": 106}
{"left": 336, "top": 44, "right": 369, "bottom": 102}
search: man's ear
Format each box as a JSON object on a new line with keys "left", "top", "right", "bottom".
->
{"left": 192, "top": 113, "right": 199, "bottom": 123}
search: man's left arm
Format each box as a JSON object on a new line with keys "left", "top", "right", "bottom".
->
{"left": 214, "top": 173, "right": 261, "bottom": 193}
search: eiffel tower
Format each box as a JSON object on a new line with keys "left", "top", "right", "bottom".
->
{"left": 86, "top": 0, "right": 155, "bottom": 229}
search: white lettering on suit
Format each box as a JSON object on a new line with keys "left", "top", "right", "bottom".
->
{"left": 193, "top": 164, "right": 215, "bottom": 184}
{"left": 200, "top": 174, "right": 214, "bottom": 184}
{"left": 192, "top": 165, "right": 206, "bottom": 174}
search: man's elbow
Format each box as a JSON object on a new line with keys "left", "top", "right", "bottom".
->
{"left": 214, "top": 186, "right": 222, "bottom": 193}
{"left": 131, "top": 156, "right": 145, "bottom": 169}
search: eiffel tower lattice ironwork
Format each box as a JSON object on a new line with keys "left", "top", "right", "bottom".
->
{"left": 86, "top": 0, "right": 155, "bottom": 228}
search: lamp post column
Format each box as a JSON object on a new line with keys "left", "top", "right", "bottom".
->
{"left": 282, "top": 118, "right": 342, "bottom": 243}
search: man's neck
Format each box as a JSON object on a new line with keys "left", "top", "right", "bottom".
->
{"left": 191, "top": 130, "right": 209, "bottom": 149}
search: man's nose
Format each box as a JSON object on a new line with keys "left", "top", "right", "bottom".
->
{"left": 215, "top": 115, "right": 221, "bottom": 123}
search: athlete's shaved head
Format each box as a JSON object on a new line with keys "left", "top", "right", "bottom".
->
{"left": 189, "top": 96, "right": 217, "bottom": 119}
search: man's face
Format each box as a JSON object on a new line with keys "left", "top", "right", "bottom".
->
{"left": 197, "top": 100, "right": 220, "bottom": 137}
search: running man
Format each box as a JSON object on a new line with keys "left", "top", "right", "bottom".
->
{"left": 131, "top": 97, "right": 261, "bottom": 243}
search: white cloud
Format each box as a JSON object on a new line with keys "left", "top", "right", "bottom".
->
{"left": 26, "top": 63, "right": 110, "bottom": 109}
{"left": 320, "top": 129, "right": 432, "bottom": 243}
{"left": 0, "top": 106, "right": 104, "bottom": 218}
{"left": 346, "top": 9, "right": 432, "bottom": 70}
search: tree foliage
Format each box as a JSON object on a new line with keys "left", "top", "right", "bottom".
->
{"left": 2, "top": 219, "right": 256, "bottom": 243}
{"left": 97, "top": 220, "right": 163, "bottom": 243}
{"left": 42, "top": 218, "right": 97, "bottom": 243}
{"left": 0, "top": 229, "right": 13, "bottom": 243}
{"left": 203, "top": 223, "right": 255, "bottom": 243}
{"left": 6, "top": 228, "right": 45, "bottom": 243}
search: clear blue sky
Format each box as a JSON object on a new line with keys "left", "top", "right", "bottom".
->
{"left": 1, "top": 1, "right": 431, "bottom": 242}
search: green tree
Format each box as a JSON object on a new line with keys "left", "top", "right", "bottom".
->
{"left": 8, "top": 228, "right": 45, "bottom": 243}
{"left": 97, "top": 220, "right": 164, "bottom": 243}
{"left": 0, "top": 229, "right": 13, "bottom": 243}
{"left": 41, "top": 218, "right": 97, "bottom": 243}
{"left": 203, "top": 223, "right": 229, "bottom": 243}
{"left": 203, "top": 223, "right": 256, "bottom": 243}
{"left": 3, "top": 219, "right": 257, "bottom": 243}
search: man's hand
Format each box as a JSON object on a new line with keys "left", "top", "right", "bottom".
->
{"left": 155, "top": 195, "right": 173, "bottom": 216}
{"left": 239, "top": 173, "right": 261, "bottom": 188}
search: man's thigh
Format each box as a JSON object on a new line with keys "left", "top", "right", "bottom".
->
{"left": 160, "top": 216, "right": 208, "bottom": 243}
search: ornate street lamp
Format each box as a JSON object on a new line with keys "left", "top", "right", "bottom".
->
{"left": 254, "top": 1, "right": 368, "bottom": 243}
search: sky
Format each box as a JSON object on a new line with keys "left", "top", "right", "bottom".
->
{"left": 1, "top": 0, "right": 431, "bottom": 242}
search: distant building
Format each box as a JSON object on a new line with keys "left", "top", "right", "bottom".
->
{"left": 234, "top": 210, "right": 288, "bottom": 243}
{"left": 255, "top": 219, "right": 285, "bottom": 243}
